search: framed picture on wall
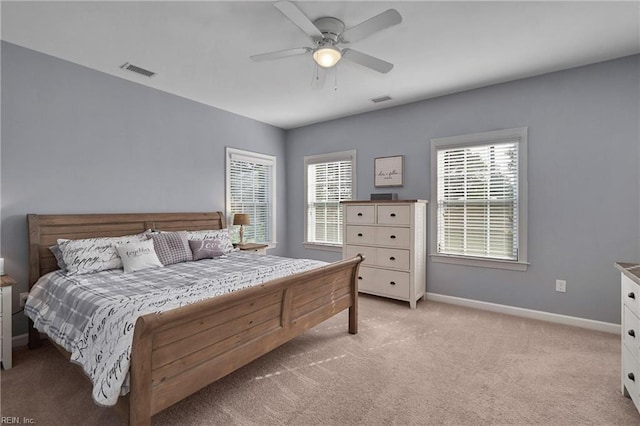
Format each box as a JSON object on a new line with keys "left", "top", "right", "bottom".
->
{"left": 374, "top": 155, "right": 404, "bottom": 187}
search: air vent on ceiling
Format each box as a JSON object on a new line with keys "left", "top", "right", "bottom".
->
{"left": 370, "top": 95, "right": 392, "bottom": 104}
{"left": 120, "top": 62, "right": 156, "bottom": 78}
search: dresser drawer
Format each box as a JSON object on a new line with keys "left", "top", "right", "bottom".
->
{"left": 377, "top": 205, "right": 411, "bottom": 225}
{"left": 623, "top": 275, "right": 640, "bottom": 317}
{"left": 376, "top": 227, "right": 411, "bottom": 248}
{"left": 345, "top": 205, "right": 375, "bottom": 224}
{"left": 345, "top": 245, "right": 376, "bottom": 267}
{"left": 375, "top": 247, "right": 410, "bottom": 270}
{"left": 625, "top": 305, "right": 640, "bottom": 362}
{"left": 346, "top": 226, "right": 376, "bottom": 245}
{"left": 357, "top": 267, "right": 410, "bottom": 300}
{"left": 624, "top": 345, "right": 640, "bottom": 406}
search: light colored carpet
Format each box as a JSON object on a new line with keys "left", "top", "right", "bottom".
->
{"left": 1, "top": 295, "right": 638, "bottom": 425}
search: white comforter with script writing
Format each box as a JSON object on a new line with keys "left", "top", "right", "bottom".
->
{"left": 26, "top": 252, "right": 327, "bottom": 406}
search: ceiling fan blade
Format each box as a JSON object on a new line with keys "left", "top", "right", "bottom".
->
{"left": 250, "top": 47, "right": 311, "bottom": 62}
{"left": 275, "top": 1, "right": 324, "bottom": 42}
{"left": 341, "top": 48, "right": 393, "bottom": 74}
{"left": 339, "top": 9, "right": 402, "bottom": 44}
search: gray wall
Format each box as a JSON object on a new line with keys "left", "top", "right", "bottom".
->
{"left": 286, "top": 55, "right": 640, "bottom": 324}
{"left": 1, "top": 42, "right": 287, "bottom": 336}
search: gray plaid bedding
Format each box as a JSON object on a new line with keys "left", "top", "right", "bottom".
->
{"left": 25, "top": 252, "right": 327, "bottom": 406}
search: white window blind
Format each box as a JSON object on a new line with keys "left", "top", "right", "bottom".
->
{"left": 431, "top": 127, "right": 528, "bottom": 270}
{"left": 226, "top": 148, "right": 276, "bottom": 245}
{"left": 437, "top": 141, "right": 519, "bottom": 260}
{"left": 305, "top": 151, "right": 356, "bottom": 246}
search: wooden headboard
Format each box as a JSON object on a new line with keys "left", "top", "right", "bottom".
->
{"left": 27, "top": 212, "right": 225, "bottom": 289}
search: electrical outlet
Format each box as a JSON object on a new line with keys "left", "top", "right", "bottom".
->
{"left": 19, "top": 292, "right": 29, "bottom": 307}
{"left": 555, "top": 279, "right": 566, "bottom": 293}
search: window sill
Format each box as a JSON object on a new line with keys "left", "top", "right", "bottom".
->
{"left": 430, "top": 254, "right": 528, "bottom": 271}
{"left": 302, "top": 242, "right": 343, "bottom": 253}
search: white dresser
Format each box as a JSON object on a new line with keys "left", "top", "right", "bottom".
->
{"left": 1, "top": 274, "right": 15, "bottom": 369}
{"left": 617, "top": 262, "right": 640, "bottom": 413}
{"left": 342, "top": 200, "right": 427, "bottom": 309}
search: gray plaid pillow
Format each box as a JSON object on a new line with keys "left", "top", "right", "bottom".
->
{"left": 149, "top": 231, "right": 193, "bottom": 266}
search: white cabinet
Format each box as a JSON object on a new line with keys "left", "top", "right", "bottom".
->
{"left": 618, "top": 263, "right": 640, "bottom": 413}
{"left": 343, "top": 200, "right": 427, "bottom": 309}
{"left": 1, "top": 275, "right": 14, "bottom": 369}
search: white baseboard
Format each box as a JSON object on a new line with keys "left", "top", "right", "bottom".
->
{"left": 12, "top": 333, "right": 28, "bottom": 348}
{"left": 426, "top": 292, "right": 620, "bottom": 334}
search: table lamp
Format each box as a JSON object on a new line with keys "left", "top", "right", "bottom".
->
{"left": 233, "top": 214, "right": 250, "bottom": 245}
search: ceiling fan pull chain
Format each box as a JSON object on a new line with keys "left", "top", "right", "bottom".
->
{"left": 334, "top": 65, "right": 339, "bottom": 91}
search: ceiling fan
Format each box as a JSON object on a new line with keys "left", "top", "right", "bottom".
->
{"left": 251, "top": 1, "right": 402, "bottom": 77}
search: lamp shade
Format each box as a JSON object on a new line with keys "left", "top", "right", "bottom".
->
{"left": 233, "top": 214, "right": 250, "bottom": 226}
{"left": 313, "top": 46, "right": 342, "bottom": 68}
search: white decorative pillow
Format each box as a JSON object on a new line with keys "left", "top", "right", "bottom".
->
{"left": 187, "top": 229, "right": 236, "bottom": 254}
{"left": 58, "top": 232, "right": 150, "bottom": 275}
{"left": 116, "top": 239, "right": 163, "bottom": 273}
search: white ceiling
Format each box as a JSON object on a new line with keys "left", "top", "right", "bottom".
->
{"left": 2, "top": 1, "right": 639, "bottom": 129}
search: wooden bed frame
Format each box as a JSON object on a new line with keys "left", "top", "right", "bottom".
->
{"left": 27, "top": 212, "right": 363, "bottom": 425}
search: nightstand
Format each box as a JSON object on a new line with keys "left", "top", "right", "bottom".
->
{"left": 1, "top": 274, "right": 15, "bottom": 369}
{"left": 235, "top": 243, "right": 269, "bottom": 255}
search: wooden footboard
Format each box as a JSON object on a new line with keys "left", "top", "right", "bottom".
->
{"left": 130, "top": 254, "right": 363, "bottom": 425}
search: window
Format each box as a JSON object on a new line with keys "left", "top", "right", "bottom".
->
{"left": 226, "top": 147, "right": 276, "bottom": 246}
{"left": 304, "top": 150, "right": 356, "bottom": 249}
{"left": 430, "top": 128, "right": 528, "bottom": 271}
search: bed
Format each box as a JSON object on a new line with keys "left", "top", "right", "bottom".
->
{"left": 27, "top": 212, "right": 363, "bottom": 425}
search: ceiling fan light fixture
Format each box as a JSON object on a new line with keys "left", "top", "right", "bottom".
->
{"left": 313, "top": 46, "right": 341, "bottom": 68}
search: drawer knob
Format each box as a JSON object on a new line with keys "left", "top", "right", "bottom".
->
{"left": 629, "top": 329, "right": 636, "bottom": 338}
{"left": 390, "top": 213, "right": 396, "bottom": 217}
{"left": 357, "top": 233, "right": 363, "bottom": 237}
{"left": 358, "top": 276, "right": 363, "bottom": 280}
{"left": 629, "top": 373, "right": 636, "bottom": 382}
{"left": 629, "top": 292, "right": 636, "bottom": 300}
{"left": 357, "top": 213, "right": 363, "bottom": 217}
{"left": 389, "top": 256, "right": 396, "bottom": 261}
{"left": 390, "top": 235, "right": 396, "bottom": 239}
{"left": 389, "top": 281, "right": 396, "bottom": 286}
